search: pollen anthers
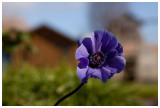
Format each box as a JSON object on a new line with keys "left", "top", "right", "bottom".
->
{"left": 88, "top": 52, "right": 106, "bottom": 68}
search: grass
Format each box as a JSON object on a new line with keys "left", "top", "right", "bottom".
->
{"left": 2, "top": 63, "right": 158, "bottom": 106}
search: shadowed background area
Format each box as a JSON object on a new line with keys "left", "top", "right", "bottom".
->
{"left": 2, "top": 2, "right": 158, "bottom": 106}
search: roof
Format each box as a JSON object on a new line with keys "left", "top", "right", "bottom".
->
{"left": 30, "top": 25, "right": 77, "bottom": 47}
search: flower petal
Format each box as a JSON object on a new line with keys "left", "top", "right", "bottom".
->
{"left": 90, "top": 69, "right": 102, "bottom": 79}
{"left": 78, "top": 57, "right": 89, "bottom": 69}
{"left": 82, "top": 38, "right": 93, "bottom": 54}
{"left": 77, "top": 38, "right": 93, "bottom": 54}
{"left": 105, "top": 43, "right": 123, "bottom": 62}
{"left": 90, "top": 68, "right": 110, "bottom": 83}
{"left": 91, "top": 30, "right": 104, "bottom": 52}
{"left": 102, "top": 66, "right": 117, "bottom": 79}
{"left": 106, "top": 49, "right": 117, "bottom": 61}
{"left": 77, "top": 66, "right": 89, "bottom": 83}
{"left": 86, "top": 67, "right": 94, "bottom": 76}
{"left": 77, "top": 38, "right": 84, "bottom": 46}
{"left": 75, "top": 44, "right": 89, "bottom": 60}
{"left": 101, "top": 31, "right": 118, "bottom": 54}
{"left": 108, "top": 56, "right": 126, "bottom": 73}
{"left": 100, "top": 68, "right": 110, "bottom": 83}
{"left": 116, "top": 43, "right": 123, "bottom": 56}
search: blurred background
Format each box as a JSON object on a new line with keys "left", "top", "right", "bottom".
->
{"left": 2, "top": 2, "right": 158, "bottom": 106}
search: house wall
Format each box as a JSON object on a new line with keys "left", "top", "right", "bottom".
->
{"left": 136, "top": 44, "right": 158, "bottom": 83}
{"left": 27, "top": 34, "right": 63, "bottom": 67}
{"left": 11, "top": 34, "right": 78, "bottom": 68}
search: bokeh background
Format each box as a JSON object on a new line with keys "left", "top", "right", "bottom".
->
{"left": 2, "top": 2, "right": 158, "bottom": 106}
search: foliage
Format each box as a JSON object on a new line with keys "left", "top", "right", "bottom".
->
{"left": 2, "top": 30, "right": 37, "bottom": 54}
{"left": 2, "top": 63, "right": 158, "bottom": 106}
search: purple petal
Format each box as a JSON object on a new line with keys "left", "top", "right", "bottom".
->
{"left": 86, "top": 67, "right": 94, "bottom": 76}
{"left": 90, "top": 68, "right": 110, "bottom": 83}
{"left": 105, "top": 43, "right": 123, "bottom": 61}
{"left": 101, "top": 31, "right": 118, "bottom": 54}
{"left": 77, "top": 38, "right": 93, "bottom": 54}
{"left": 77, "top": 66, "right": 89, "bottom": 83}
{"left": 116, "top": 43, "right": 123, "bottom": 56}
{"left": 75, "top": 44, "right": 89, "bottom": 60}
{"left": 90, "top": 69, "right": 102, "bottom": 79}
{"left": 106, "top": 49, "right": 117, "bottom": 61}
{"left": 91, "top": 30, "right": 104, "bottom": 52}
{"left": 77, "top": 38, "right": 84, "bottom": 46}
{"left": 102, "top": 66, "right": 117, "bottom": 79}
{"left": 100, "top": 68, "right": 110, "bottom": 83}
{"left": 82, "top": 38, "right": 93, "bottom": 54}
{"left": 108, "top": 73, "right": 115, "bottom": 79}
{"left": 78, "top": 57, "right": 89, "bottom": 69}
{"left": 108, "top": 56, "right": 126, "bottom": 73}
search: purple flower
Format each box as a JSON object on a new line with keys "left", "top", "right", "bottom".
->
{"left": 75, "top": 30, "right": 126, "bottom": 83}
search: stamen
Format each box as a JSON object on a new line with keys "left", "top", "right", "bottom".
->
{"left": 88, "top": 52, "right": 106, "bottom": 68}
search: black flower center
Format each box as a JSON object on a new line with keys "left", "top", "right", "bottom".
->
{"left": 88, "top": 52, "right": 106, "bottom": 68}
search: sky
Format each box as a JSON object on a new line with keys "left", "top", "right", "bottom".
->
{"left": 128, "top": 2, "right": 158, "bottom": 44}
{"left": 2, "top": 2, "right": 158, "bottom": 44}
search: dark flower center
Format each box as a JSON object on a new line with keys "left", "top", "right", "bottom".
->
{"left": 88, "top": 52, "right": 106, "bottom": 68}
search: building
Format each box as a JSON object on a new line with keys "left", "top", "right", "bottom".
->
{"left": 107, "top": 14, "right": 142, "bottom": 81}
{"left": 107, "top": 14, "right": 158, "bottom": 83}
{"left": 136, "top": 43, "right": 158, "bottom": 83}
{"left": 11, "top": 26, "right": 78, "bottom": 67}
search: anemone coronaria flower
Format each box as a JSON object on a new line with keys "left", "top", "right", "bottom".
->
{"left": 76, "top": 30, "right": 126, "bottom": 83}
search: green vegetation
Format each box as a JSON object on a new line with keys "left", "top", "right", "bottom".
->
{"left": 2, "top": 30, "right": 37, "bottom": 54}
{"left": 2, "top": 63, "right": 158, "bottom": 106}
